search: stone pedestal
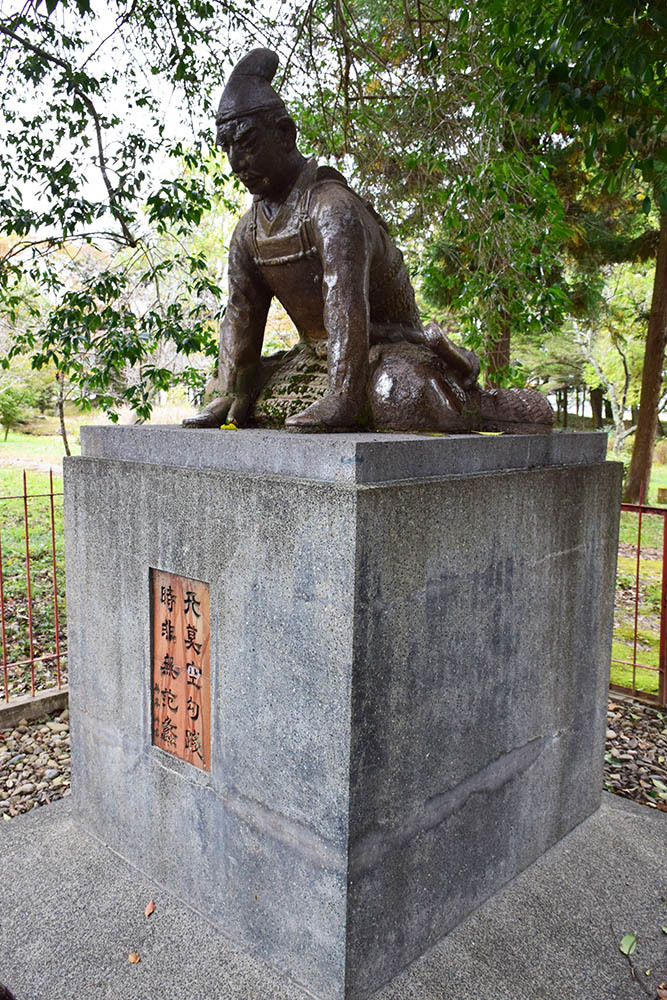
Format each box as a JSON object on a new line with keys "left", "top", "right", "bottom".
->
{"left": 64, "top": 428, "right": 621, "bottom": 1000}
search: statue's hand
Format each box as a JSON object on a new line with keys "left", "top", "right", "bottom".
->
{"left": 182, "top": 393, "right": 251, "bottom": 429}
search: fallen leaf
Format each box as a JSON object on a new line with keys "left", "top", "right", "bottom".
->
{"left": 662, "top": 927, "right": 667, "bottom": 935}
{"left": 128, "top": 953, "right": 140, "bottom": 964}
{"left": 619, "top": 933, "right": 637, "bottom": 956}
{"left": 219, "top": 422, "right": 237, "bottom": 430}
{"left": 145, "top": 900, "right": 155, "bottom": 918}
{"left": 656, "top": 985, "right": 667, "bottom": 1000}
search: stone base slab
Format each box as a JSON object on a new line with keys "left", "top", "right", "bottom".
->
{"left": 64, "top": 429, "right": 621, "bottom": 999}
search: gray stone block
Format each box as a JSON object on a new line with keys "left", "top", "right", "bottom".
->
{"left": 65, "top": 429, "right": 621, "bottom": 1000}
{"left": 80, "top": 425, "right": 608, "bottom": 483}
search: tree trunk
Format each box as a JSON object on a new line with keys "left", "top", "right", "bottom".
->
{"left": 561, "top": 389, "right": 568, "bottom": 428}
{"left": 623, "top": 212, "right": 667, "bottom": 502}
{"left": 57, "top": 375, "right": 71, "bottom": 458}
{"left": 590, "top": 387, "right": 603, "bottom": 428}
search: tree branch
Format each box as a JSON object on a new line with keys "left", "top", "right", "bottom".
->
{"left": 80, "top": 0, "right": 137, "bottom": 70}
{"left": 0, "top": 23, "right": 138, "bottom": 247}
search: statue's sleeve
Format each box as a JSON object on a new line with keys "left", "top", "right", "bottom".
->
{"left": 217, "top": 214, "right": 272, "bottom": 394}
{"left": 310, "top": 187, "right": 372, "bottom": 395}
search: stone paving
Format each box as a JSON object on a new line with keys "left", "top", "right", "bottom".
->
{"left": 1, "top": 794, "right": 666, "bottom": 1000}
{"left": 1, "top": 696, "right": 667, "bottom": 999}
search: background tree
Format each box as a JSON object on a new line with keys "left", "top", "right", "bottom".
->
{"left": 268, "top": 0, "right": 665, "bottom": 445}
{"left": 0, "top": 382, "right": 28, "bottom": 439}
{"left": 268, "top": 0, "right": 572, "bottom": 383}
{"left": 0, "top": 0, "right": 274, "bottom": 419}
{"left": 487, "top": 0, "right": 667, "bottom": 498}
{"left": 2, "top": 0, "right": 662, "bottom": 464}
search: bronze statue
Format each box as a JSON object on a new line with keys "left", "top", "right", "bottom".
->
{"left": 184, "top": 49, "right": 553, "bottom": 433}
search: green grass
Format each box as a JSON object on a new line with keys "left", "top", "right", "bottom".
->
{"left": 648, "top": 463, "right": 667, "bottom": 503}
{"left": 0, "top": 431, "right": 79, "bottom": 465}
{"left": 610, "top": 644, "right": 660, "bottom": 695}
{"left": 613, "top": 622, "right": 659, "bottom": 661}
{"left": 618, "top": 510, "right": 666, "bottom": 549}
{"left": 0, "top": 467, "right": 63, "bottom": 497}
{"left": 613, "top": 548, "right": 663, "bottom": 697}
{"left": 616, "top": 553, "right": 663, "bottom": 583}
{"left": 0, "top": 423, "right": 80, "bottom": 469}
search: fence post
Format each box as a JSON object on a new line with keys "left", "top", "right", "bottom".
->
{"left": 48, "top": 469, "right": 62, "bottom": 690}
{"left": 660, "top": 511, "right": 667, "bottom": 706}
{"left": 0, "top": 531, "right": 7, "bottom": 703}
{"left": 632, "top": 495, "right": 644, "bottom": 699}
{"left": 22, "top": 470, "right": 36, "bottom": 697}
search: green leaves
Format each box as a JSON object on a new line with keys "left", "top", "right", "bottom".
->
{"left": 619, "top": 933, "right": 637, "bottom": 956}
{"left": 0, "top": 0, "right": 269, "bottom": 421}
{"left": 606, "top": 134, "right": 627, "bottom": 161}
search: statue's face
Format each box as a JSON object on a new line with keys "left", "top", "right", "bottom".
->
{"left": 217, "top": 114, "right": 295, "bottom": 200}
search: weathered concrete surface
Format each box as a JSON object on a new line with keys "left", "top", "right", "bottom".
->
{"left": 80, "top": 425, "right": 607, "bottom": 483}
{"left": 1, "top": 795, "right": 665, "bottom": 1000}
{"left": 345, "top": 464, "right": 621, "bottom": 996}
{"left": 64, "top": 429, "right": 622, "bottom": 999}
{"left": 0, "top": 687, "right": 68, "bottom": 728}
{"left": 65, "top": 463, "right": 355, "bottom": 1000}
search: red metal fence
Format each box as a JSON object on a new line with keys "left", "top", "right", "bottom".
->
{"left": 611, "top": 501, "right": 667, "bottom": 706}
{"left": 1, "top": 470, "right": 66, "bottom": 703}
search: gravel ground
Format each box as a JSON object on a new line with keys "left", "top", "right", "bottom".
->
{"left": 1, "top": 697, "right": 666, "bottom": 820}
{"left": 0, "top": 708, "right": 70, "bottom": 820}
{"left": 605, "top": 696, "right": 667, "bottom": 811}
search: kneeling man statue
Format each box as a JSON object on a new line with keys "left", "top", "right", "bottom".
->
{"left": 184, "top": 48, "right": 552, "bottom": 434}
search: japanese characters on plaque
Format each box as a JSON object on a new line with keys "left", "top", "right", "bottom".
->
{"left": 150, "top": 569, "right": 210, "bottom": 771}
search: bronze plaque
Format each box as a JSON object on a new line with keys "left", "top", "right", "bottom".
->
{"left": 150, "top": 569, "right": 210, "bottom": 771}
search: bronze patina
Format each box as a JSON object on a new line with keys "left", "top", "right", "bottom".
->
{"left": 184, "top": 48, "right": 553, "bottom": 433}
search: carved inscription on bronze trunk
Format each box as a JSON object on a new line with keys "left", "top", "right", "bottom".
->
{"left": 150, "top": 569, "right": 210, "bottom": 771}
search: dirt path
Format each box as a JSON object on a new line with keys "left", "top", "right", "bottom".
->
{"left": 0, "top": 455, "right": 62, "bottom": 474}
{"left": 618, "top": 540, "right": 662, "bottom": 561}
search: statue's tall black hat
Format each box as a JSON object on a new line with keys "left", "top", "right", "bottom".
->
{"left": 216, "top": 48, "right": 286, "bottom": 125}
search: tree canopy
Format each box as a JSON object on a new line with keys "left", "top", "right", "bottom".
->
{"left": 485, "top": 0, "right": 667, "bottom": 499}
{"left": 270, "top": 0, "right": 666, "bottom": 492}
{"left": 0, "top": 0, "right": 266, "bottom": 417}
{"left": 0, "top": 0, "right": 665, "bottom": 496}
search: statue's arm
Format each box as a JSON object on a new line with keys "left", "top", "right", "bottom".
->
{"left": 216, "top": 215, "right": 273, "bottom": 402}
{"left": 310, "top": 187, "right": 373, "bottom": 406}
{"left": 182, "top": 224, "right": 271, "bottom": 428}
